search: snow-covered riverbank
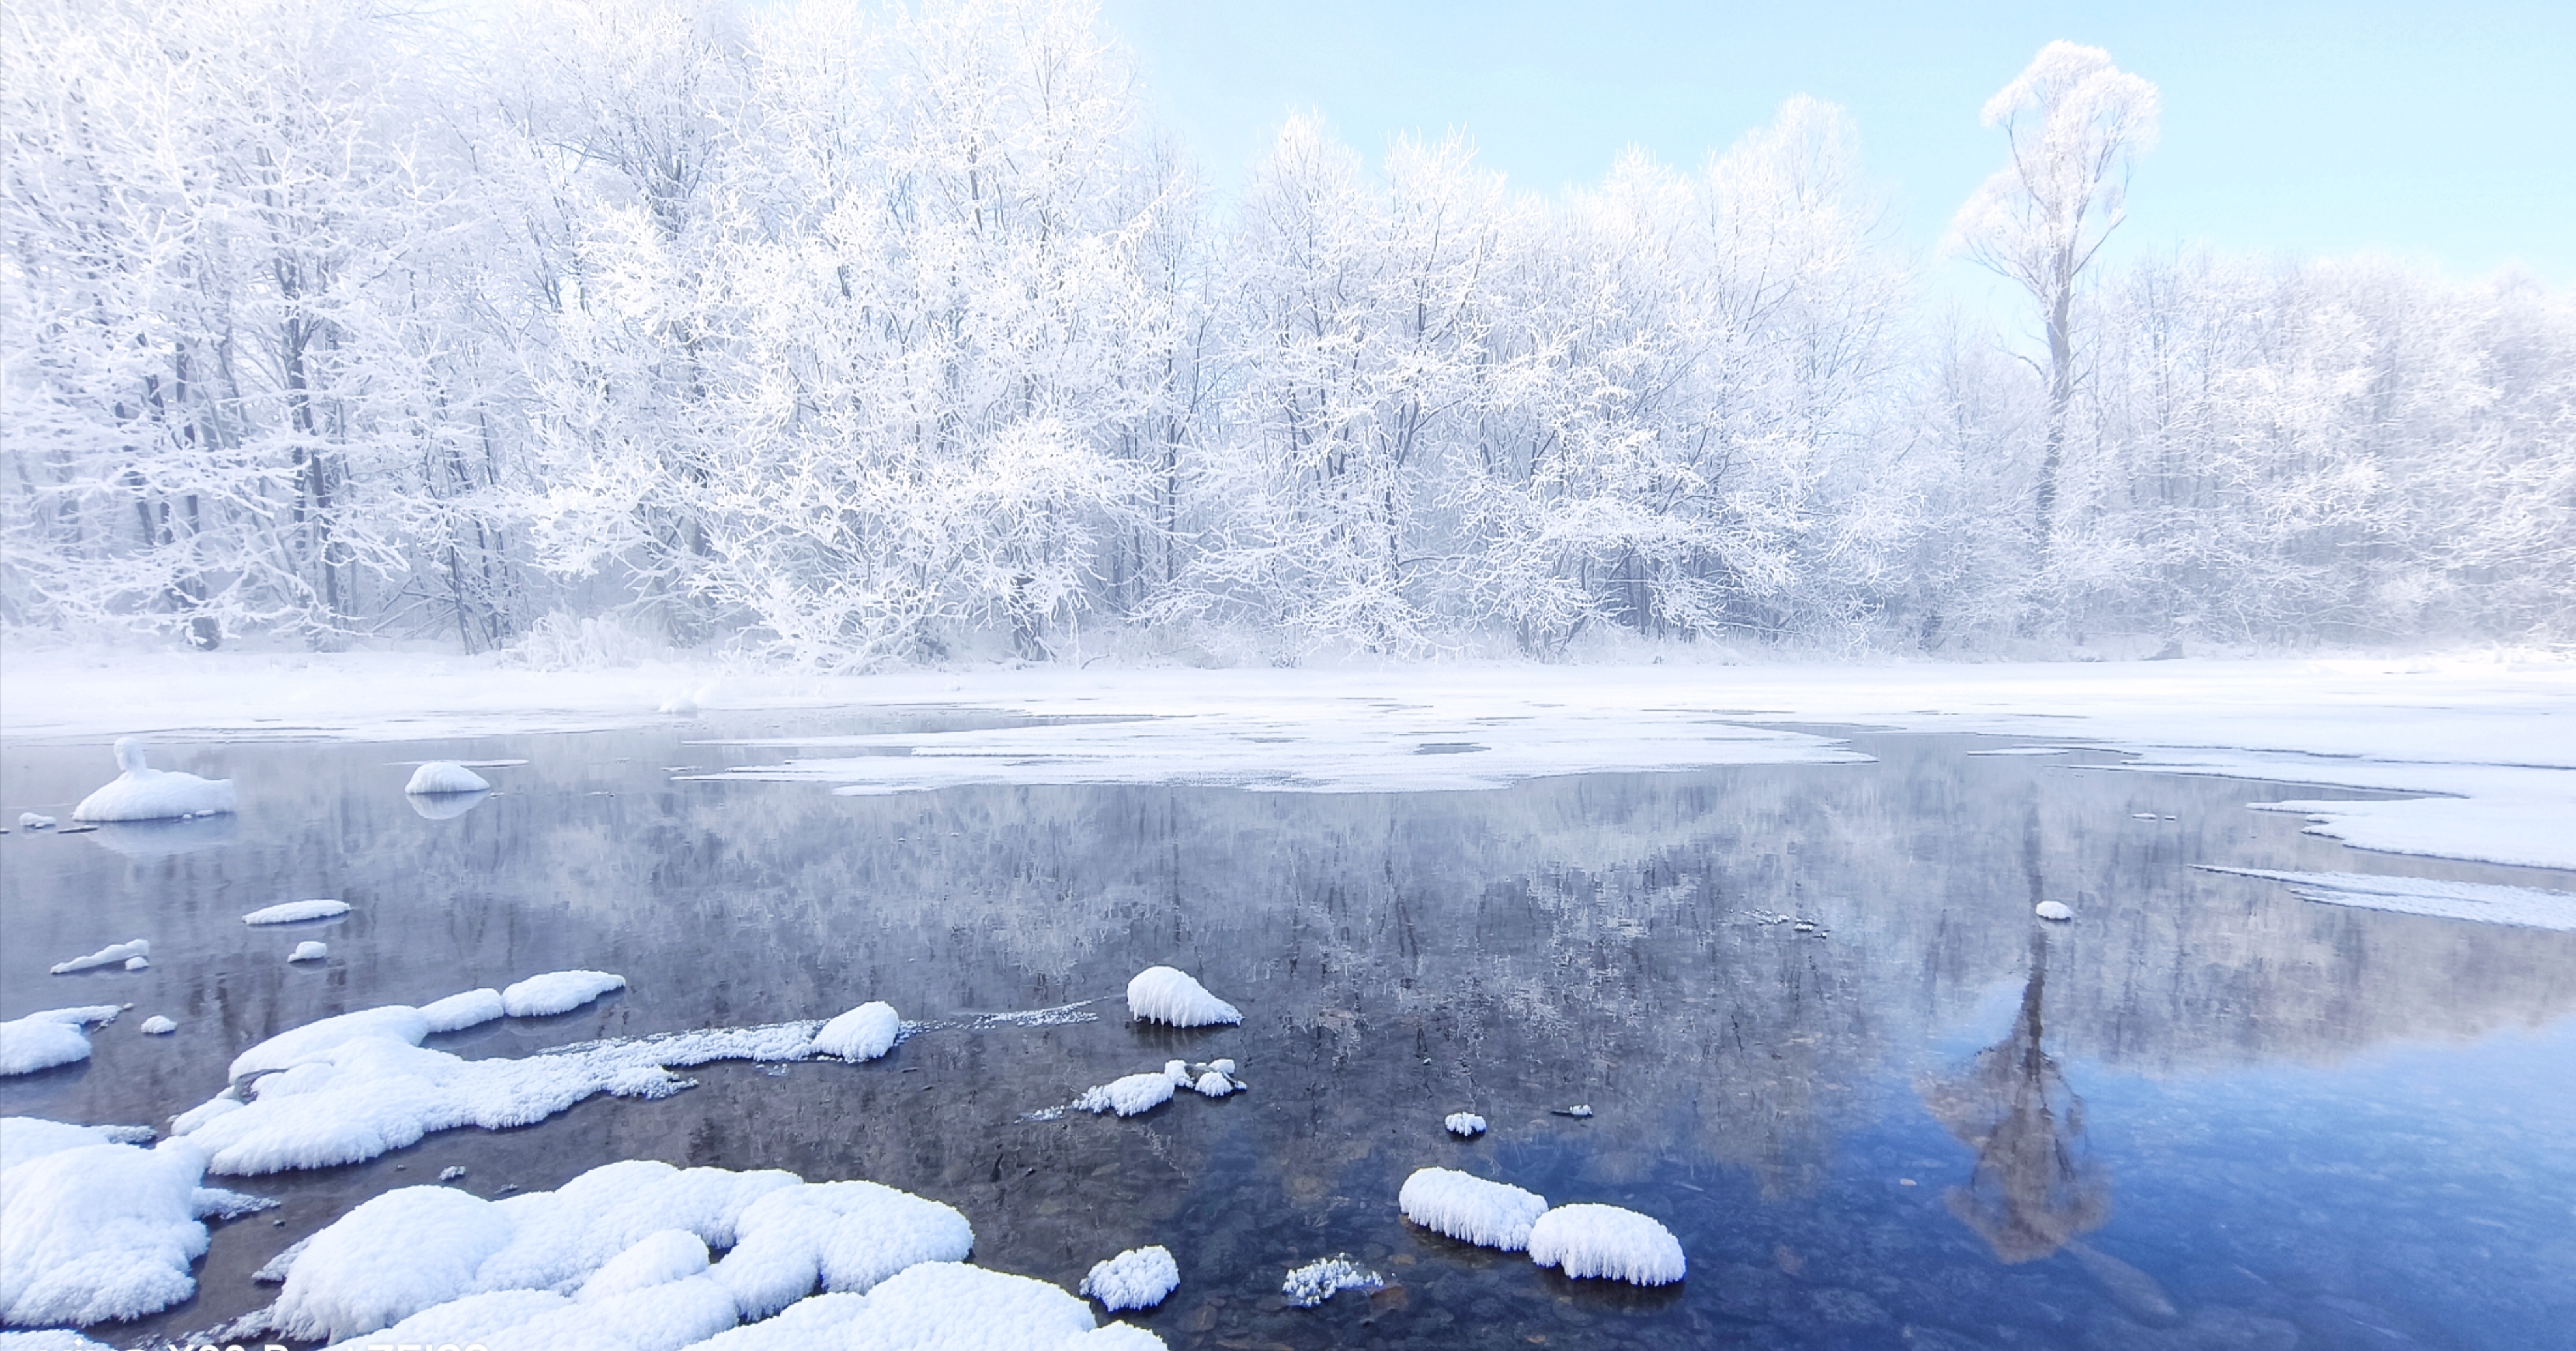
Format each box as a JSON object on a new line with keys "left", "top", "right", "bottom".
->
{"left": 5, "top": 649, "right": 2569, "bottom": 870}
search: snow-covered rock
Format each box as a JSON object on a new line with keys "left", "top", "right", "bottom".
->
{"left": 2035, "top": 900, "right": 2074, "bottom": 921}
{"left": 242, "top": 900, "right": 350, "bottom": 925}
{"left": 274, "top": 1161, "right": 976, "bottom": 1345}
{"left": 808, "top": 1002, "right": 900, "bottom": 1062}
{"left": 288, "top": 941, "right": 329, "bottom": 963}
{"left": 72, "top": 738, "right": 236, "bottom": 822}
{"left": 121, "top": 957, "right": 147, "bottom": 972}
{"left": 15, "top": 814, "right": 55, "bottom": 831}
{"left": 46, "top": 940, "right": 147, "bottom": 975}
{"left": 0, "top": 1130, "right": 211, "bottom": 1326}
{"left": 1280, "top": 1255, "right": 1381, "bottom": 1308}
{"left": 1079, "top": 1245, "right": 1177, "bottom": 1311}
{"left": 501, "top": 970, "right": 626, "bottom": 1017}
{"left": 1074, "top": 1073, "right": 1176, "bottom": 1118}
{"left": 1124, "top": 966, "right": 1240, "bottom": 1028}
{"left": 682, "top": 1264, "right": 1164, "bottom": 1351}
{"left": 139, "top": 1017, "right": 177, "bottom": 1037}
{"left": 1525, "top": 1204, "right": 1686, "bottom": 1285}
{"left": 0, "top": 1329, "right": 114, "bottom": 1349}
{"left": 418, "top": 989, "right": 505, "bottom": 1033}
{"left": 405, "top": 762, "right": 490, "bottom": 795}
{"left": 0, "top": 1008, "right": 121, "bottom": 1077}
{"left": 1191, "top": 1070, "right": 1235, "bottom": 1098}
{"left": 180, "top": 1009, "right": 821, "bottom": 1174}
{"left": 1444, "top": 1112, "right": 1486, "bottom": 1138}
{"left": 1398, "top": 1168, "right": 1547, "bottom": 1251}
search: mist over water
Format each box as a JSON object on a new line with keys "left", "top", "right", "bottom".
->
{"left": 5, "top": 722, "right": 2571, "bottom": 1350}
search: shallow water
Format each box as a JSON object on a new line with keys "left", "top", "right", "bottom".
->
{"left": 3, "top": 720, "right": 2572, "bottom": 1351}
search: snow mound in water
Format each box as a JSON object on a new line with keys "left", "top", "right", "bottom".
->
{"left": 139, "top": 1017, "right": 177, "bottom": 1036}
{"left": 47, "top": 940, "right": 147, "bottom": 975}
{"left": 679, "top": 1264, "right": 1164, "bottom": 1351}
{"left": 1074, "top": 1073, "right": 1176, "bottom": 1118}
{"left": 0, "top": 1129, "right": 210, "bottom": 1326}
{"left": 1191, "top": 1070, "right": 1235, "bottom": 1098}
{"left": 1080, "top": 1245, "right": 1178, "bottom": 1312}
{"left": 405, "top": 762, "right": 490, "bottom": 795}
{"left": 1444, "top": 1112, "right": 1486, "bottom": 1137}
{"left": 502, "top": 970, "right": 626, "bottom": 1017}
{"left": 1525, "top": 1204, "right": 1685, "bottom": 1285}
{"left": 274, "top": 1161, "right": 976, "bottom": 1346}
{"left": 1399, "top": 1168, "right": 1547, "bottom": 1251}
{"left": 243, "top": 900, "right": 349, "bottom": 925}
{"left": 419, "top": 989, "right": 505, "bottom": 1033}
{"left": 809, "top": 1003, "right": 900, "bottom": 1062}
{"left": 1124, "top": 966, "right": 1240, "bottom": 1028}
{"left": 15, "top": 814, "right": 54, "bottom": 831}
{"left": 229, "top": 1005, "right": 432, "bottom": 1080}
{"left": 2034, "top": 900, "right": 2073, "bottom": 921}
{"left": 72, "top": 738, "right": 236, "bottom": 822}
{"left": 0, "top": 1008, "right": 121, "bottom": 1077}
{"left": 1280, "top": 1255, "right": 1381, "bottom": 1308}
{"left": 288, "top": 941, "right": 329, "bottom": 962}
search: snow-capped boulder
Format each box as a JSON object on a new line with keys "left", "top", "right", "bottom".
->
{"left": 72, "top": 738, "right": 236, "bottom": 822}
{"left": 0, "top": 1008, "right": 121, "bottom": 1077}
{"left": 1398, "top": 1168, "right": 1547, "bottom": 1251}
{"left": 1525, "top": 1203, "right": 1686, "bottom": 1285}
{"left": 1124, "top": 967, "right": 1240, "bottom": 1028}
{"left": 1079, "top": 1246, "right": 1178, "bottom": 1311}
{"left": 405, "top": 762, "right": 490, "bottom": 795}
{"left": 501, "top": 970, "right": 626, "bottom": 1017}
{"left": 808, "top": 1003, "right": 900, "bottom": 1062}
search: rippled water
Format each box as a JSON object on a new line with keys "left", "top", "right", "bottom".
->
{"left": 4, "top": 719, "right": 2572, "bottom": 1351}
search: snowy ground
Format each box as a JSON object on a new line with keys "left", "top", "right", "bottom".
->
{"left": 3, "top": 648, "right": 2569, "bottom": 871}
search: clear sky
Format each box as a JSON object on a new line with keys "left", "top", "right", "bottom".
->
{"left": 1096, "top": 0, "right": 2575, "bottom": 286}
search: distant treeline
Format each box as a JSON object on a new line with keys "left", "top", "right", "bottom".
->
{"left": 6, "top": 0, "right": 2569, "bottom": 664}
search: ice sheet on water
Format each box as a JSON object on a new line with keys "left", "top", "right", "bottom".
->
{"left": 2197, "top": 866, "right": 2576, "bottom": 932}
{"left": 1124, "top": 966, "right": 1240, "bottom": 1028}
{"left": 0, "top": 1008, "right": 121, "bottom": 1077}
{"left": 242, "top": 900, "right": 349, "bottom": 925}
{"left": 1079, "top": 1246, "right": 1178, "bottom": 1311}
{"left": 1398, "top": 1168, "right": 1546, "bottom": 1251}
{"left": 0, "top": 1127, "right": 210, "bottom": 1326}
{"left": 1525, "top": 1204, "right": 1686, "bottom": 1286}
{"left": 405, "top": 761, "right": 491, "bottom": 795}
{"left": 502, "top": 969, "right": 626, "bottom": 1017}
{"left": 72, "top": 738, "right": 236, "bottom": 823}
{"left": 46, "top": 940, "right": 147, "bottom": 975}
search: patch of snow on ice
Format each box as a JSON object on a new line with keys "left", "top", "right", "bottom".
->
{"left": 809, "top": 1002, "right": 900, "bottom": 1062}
{"left": 501, "top": 970, "right": 626, "bottom": 1017}
{"left": 1074, "top": 1073, "right": 1176, "bottom": 1118}
{"left": 1125, "top": 966, "right": 1240, "bottom": 1028}
{"left": 1526, "top": 1204, "right": 1686, "bottom": 1286}
{"left": 0, "top": 1008, "right": 121, "bottom": 1077}
{"left": 2197, "top": 867, "right": 2576, "bottom": 932}
{"left": 1444, "top": 1112, "right": 1486, "bottom": 1138}
{"left": 419, "top": 989, "right": 505, "bottom": 1033}
{"left": 405, "top": 762, "right": 490, "bottom": 795}
{"left": 0, "top": 1133, "right": 210, "bottom": 1326}
{"left": 1398, "top": 1168, "right": 1546, "bottom": 1251}
{"left": 1080, "top": 1246, "right": 1178, "bottom": 1311}
{"left": 288, "top": 941, "right": 329, "bottom": 962}
{"left": 47, "top": 940, "right": 147, "bottom": 975}
{"left": 72, "top": 738, "right": 236, "bottom": 822}
{"left": 1280, "top": 1255, "right": 1381, "bottom": 1308}
{"left": 139, "top": 1017, "right": 177, "bottom": 1036}
{"left": 242, "top": 900, "right": 349, "bottom": 925}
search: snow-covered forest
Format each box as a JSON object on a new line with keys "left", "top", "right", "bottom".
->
{"left": 6, "top": 0, "right": 2570, "bottom": 667}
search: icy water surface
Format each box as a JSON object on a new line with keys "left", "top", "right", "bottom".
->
{"left": 5, "top": 719, "right": 2573, "bottom": 1351}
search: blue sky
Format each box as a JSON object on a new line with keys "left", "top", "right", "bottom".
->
{"left": 1096, "top": 0, "right": 2574, "bottom": 286}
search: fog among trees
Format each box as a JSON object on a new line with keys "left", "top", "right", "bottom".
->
{"left": 7, "top": 0, "right": 2569, "bottom": 666}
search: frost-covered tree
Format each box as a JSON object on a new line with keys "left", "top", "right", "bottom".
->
{"left": 1952, "top": 42, "right": 2159, "bottom": 568}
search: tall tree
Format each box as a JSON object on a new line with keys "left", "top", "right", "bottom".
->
{"left": 1952, "top": 42, "right": 2159, "bottom": 566}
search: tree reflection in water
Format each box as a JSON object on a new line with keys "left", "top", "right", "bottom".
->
{"left": 1922, "top": 925, "right": 2110, "bottom": 1263}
